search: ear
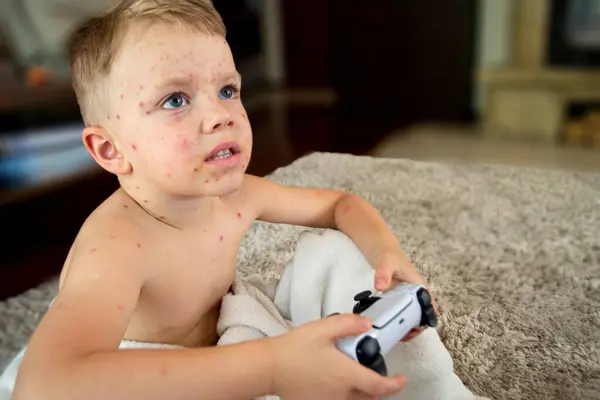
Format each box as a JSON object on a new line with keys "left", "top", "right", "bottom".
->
{"left": 82, "top": 126, "right": 132, "bottom": 175}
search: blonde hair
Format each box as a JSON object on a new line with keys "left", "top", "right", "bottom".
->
{"left": 68, "top": 0, "right": 226, "bottom": 125}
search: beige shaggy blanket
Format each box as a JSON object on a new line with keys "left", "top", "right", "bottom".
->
{"left": 1, "top": 152, "right": 599, "bottom": 399}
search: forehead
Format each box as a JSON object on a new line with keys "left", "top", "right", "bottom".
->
{"left": 111, "top": 22, "right": 235, "bottom": 80}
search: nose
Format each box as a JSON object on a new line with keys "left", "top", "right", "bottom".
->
{"left": 201, "top": 102, "right": 234, "bottom": 134}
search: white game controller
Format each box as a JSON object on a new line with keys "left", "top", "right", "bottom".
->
{"left": 334, "top": 283, "right": 438, "bottom": 376}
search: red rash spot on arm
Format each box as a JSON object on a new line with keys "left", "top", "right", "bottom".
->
{"left": 219, "top": 235, "right": 224, "bottom": 241}
{"left": 342, "top": 205, "right": 352, "bottom": 214}
{"left": 139, "top": 102, "right": 144, "bottom": 108}
{"left": 193, "top": 168, "right": 198, "bottom": 172}
{"left": 139, "top": 85, "right": 144, "bottom": 91}
{"left": 90, "top": 248, "right": 97, "bottom": 253}
{"left": 237, "top": 212, "right": 242, "bottom": 219}
{"left": 204, "top": 179, "right": 209, "bottom": 183}
{"left": 117, "top": 115, "right": 121, "bottom": 119}
{"left": 123, "top": 204, "right": 129, "bottom": 209}
{"left": 120, "top": 94, "right": 124, "bottom": 99}
{"left": 136, "top": 243, "right": 141, "bottom": 248}
{"left": 132, "top": 144, "right": 137, "bottom": 151}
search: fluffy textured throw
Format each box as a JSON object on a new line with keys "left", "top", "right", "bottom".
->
{"left": 1, "top": 152, "right": 599, "bottom": 400}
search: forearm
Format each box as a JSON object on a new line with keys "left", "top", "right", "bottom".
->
{"left": 14, "top": 339, "right": 274, "bottom": 400}
{"left": 333, "top": 193, "right": 403, "bottom": 267}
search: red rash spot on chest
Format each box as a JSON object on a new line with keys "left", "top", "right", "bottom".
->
{"left": 117, "top": 115, "right": 121, "bottom": 120}
{"left": 90, "top": 248, "right": 97, "bottom": 253}
{"left": 219, "top": 235, "right": 224, "bottom": 241}
{"left": 136, "top": 243, "right": 142, "bottom": 248}
{"left": 237, "top": 212, "right": 242, "bottom": 219}
{"left": 139, "top": 102, "right": 144, "bottom": 108}
{"left": 132, "top": 144, "right": 137, "bottom": 151}
{"left": 123, "top": 204, "right": 129, "bottom": 209}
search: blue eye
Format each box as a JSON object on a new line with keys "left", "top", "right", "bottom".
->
{"left": 219, "top": 85, "right": 238, "bottom": 100}
{"left": 163, "top": 93, "right": 187, "bottom": 109}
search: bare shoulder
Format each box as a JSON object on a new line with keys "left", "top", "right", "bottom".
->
{"left": 229, "top": 173, "right": 346, "bottom": 227}
{"left": 22, "top": 196, "right": 149, "bottom": 366}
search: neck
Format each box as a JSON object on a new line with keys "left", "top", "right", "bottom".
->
{"left": 119, "top": 181, "right": 219, "bottom": 231}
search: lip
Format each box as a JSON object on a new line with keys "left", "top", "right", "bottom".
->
{"left": 204, "top": 140, "right": 242, "bottom": 167}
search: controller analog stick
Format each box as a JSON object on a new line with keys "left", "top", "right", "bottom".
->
{"left": 356, "top": 336, "right": 381, "bottom": 365}
{"left": 422, "top": 305, "right": 438, "bottom": 328}
{"left": 354, "top": 290, "right": 372, "bottom": 302}
{"left": 416, "top": 288, "right": 432, "bottom": 308}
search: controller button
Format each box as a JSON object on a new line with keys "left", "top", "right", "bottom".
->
{"left": 354, "top": 290, "right": 372, "bottom": 301}
{"left": 356, "top": 336, "right": 381, "bottom": 365}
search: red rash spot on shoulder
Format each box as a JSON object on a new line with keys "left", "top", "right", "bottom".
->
{"left": 132, "top": 144, "right": 137, "bottom": 151}
{"left": 120, "top": 94, "right": 124, "bottom": 99}
{"left": 193, "top": 168, "right": 198, "bottom": 172}
{"left": 146, "top": 111, "right": 150, "bottom": 115}
{"left": 204, "top": 179, "right": 209, "bottom": 183}
{"left": 144, "top": 200, "right": 149, "bottom": 203}
{"left": 110, "top": 236, "right": 115, "bottom": 240}
{"left": 136, "top": 243, "right": 142, "bottom": 248}
{"left": 219, "top": 235, "right": 224, "bottom": 241}
{"left": 237, "top": 212, "right": 242, "bottom": 219}
{"left": 342, "top": 205, "right": 352, "bottom": 214}
{"left": 159, "top": 365, "right": 168, "bottom": 377}
{"left": 90, "top": 248, "right": 97, "bottom": 253}
{"left": 123, "top": 204, "right": 129, "bottom": 209}
{"left": 117, "top": 304, "right": 123, "bottom": 310}
{"left": 140, "top": 85, "right": 144, "bottom": 90}
{"left": 139, "top": 102, "right": 144, "bottom": 108}
{"left": 117, "top": 114, "right": 121, "bottom": 119}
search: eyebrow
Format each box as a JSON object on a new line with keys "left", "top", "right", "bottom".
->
{"left": 155, "top": 71, "right": 242, "bottom": 92}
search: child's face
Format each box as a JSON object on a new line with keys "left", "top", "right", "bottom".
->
{"left": 107, "top": 23, "right": 252, "bottom": 197}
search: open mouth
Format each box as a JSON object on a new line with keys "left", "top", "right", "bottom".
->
{"left": 205, "top": 142, "right": 241, "bottom": 162}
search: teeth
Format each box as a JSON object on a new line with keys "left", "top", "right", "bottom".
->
{"left": 209, "top": 148, "right": 233, "bottom": 161}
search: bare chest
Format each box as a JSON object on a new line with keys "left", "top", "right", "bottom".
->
{"left": 127, "top": 218, "right": 251, "bottom": 346}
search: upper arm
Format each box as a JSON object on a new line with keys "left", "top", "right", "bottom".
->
{"left": 18, "top": 223, "right": 145, "bottom": 372}
{"left": 241, "top": 174, "right": 348, "bottom": 228}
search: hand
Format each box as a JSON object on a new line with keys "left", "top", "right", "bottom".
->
{"left": 267, "top": 313, "right": 406, "bottom": 400}
{"left": 373, "top": 250, "right": 438, "bottom": 341}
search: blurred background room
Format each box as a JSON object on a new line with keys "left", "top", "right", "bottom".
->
{"left": 1, "top": 0, "right": 600, "bottom": 300}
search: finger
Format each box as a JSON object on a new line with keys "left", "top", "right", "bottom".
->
{"left": 400, "top": 328, "right": 424, "bottom": 342}
{"left": 310, "top": 313, "right": 372, "bottom": 340}
{"left": 353, "top": 367, "right": 406, "bottom": 397}
{"left": 374, "top": 264, "right": 396, "bottom": 291}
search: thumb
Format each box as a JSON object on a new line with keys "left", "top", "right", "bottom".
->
{"left": 374, "top": 264, "right": 395, "bottom": 291}
{"left": 313, "top": 313, "right": 372, "bottom": 340}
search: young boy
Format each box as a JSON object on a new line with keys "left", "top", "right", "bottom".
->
{"left": 11, "top": 1, "right": 433, "bottom": 398}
